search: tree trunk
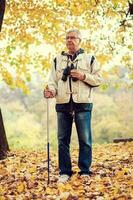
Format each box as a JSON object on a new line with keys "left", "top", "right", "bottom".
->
{"left": 113, "top": 138, "right": 133, "bottom": 143}
{"left": 0, "top": 108, "right": 9, "bottom": 160}
{"left": 0, "top": 0, "right": 6, "bottom": 31}
{"left": 0, "top": 1, "right": 9, "bottom": 159}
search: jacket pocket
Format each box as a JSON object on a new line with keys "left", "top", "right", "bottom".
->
{"left": 78, "top": 81, "right": 91, "bottom": 102}
{"left": 56, "top": 79, "right": 69, "bottom": 102}
{"left": 78, "top": 66, "right": 88, "bottom": 71}
{"left": 56, "top": 69, "right": 63, "bottom": 80}
{"left": 78, "top": 64, "right": 91, "bottom": 73}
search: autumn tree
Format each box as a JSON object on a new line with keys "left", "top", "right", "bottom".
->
{"left": 0, "top": 0, "right": 132, "bottom": 92}
{"left": 0, "top": 0, "right": 132, "bottom": 152}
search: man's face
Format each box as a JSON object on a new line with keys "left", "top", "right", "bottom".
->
{"left": 66, "top": 31, "right": 81, "bottom": 53}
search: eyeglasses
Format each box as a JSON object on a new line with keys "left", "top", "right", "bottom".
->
{"left": 66, "top": 36, "right": 80, "bottom": 40}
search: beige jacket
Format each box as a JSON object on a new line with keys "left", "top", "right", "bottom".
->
{"left": 47, "top": 53, "right": 103, "bottom": 104}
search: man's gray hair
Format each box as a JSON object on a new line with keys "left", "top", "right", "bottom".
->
{"left": 66, "top": 29, "right": 82, "bottom": 40}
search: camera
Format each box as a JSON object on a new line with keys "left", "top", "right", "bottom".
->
{"left": 61, "top": 64, "right": 78, "bottom": 82}
{"left": 62, "top": 66, "right": 71, "bottom": 81}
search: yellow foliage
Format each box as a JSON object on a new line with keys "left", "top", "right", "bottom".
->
{"left": 106, "top": 10, "right": 119, "bottom": 18}
{"left": 111, "top": 0, "right": 128, "bottom": 7}
{"left": 15, "top": 77, "right": 24, "bottom": 88}
{"left": 96, "top": 54, "right": 112, "bottom": 65}
{"left": 56, "top": 0, "right": 65, "bottom": 4}
{"left": 17, "top": 182, "right": 25, "bottom": 193}
{"left": 0, "top": 142, "right": 132, "bottom": 199}
{"left": 1, "top": 69, "right": 14, "bottom": 86}
{"left": 0, "top": 0, "right": 132, "bottom": 91}
{"left": 15, "top": 77, "right": 30, "bottom": 94}
{"left": 122, "top": 54, "right": 132, "bottom": 63}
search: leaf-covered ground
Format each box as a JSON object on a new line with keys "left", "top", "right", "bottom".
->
{"left": 0, "top": 142, "right": 133, "bottom": 200}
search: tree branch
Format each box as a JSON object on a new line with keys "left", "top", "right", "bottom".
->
{"left": 120, "top": 1, "right": 133, "bottom": 26}
{"left": 127, "top": 1, "right": 133, "bottom": 16}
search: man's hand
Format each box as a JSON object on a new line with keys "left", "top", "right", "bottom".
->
{"left": 43, "top": 88, "right": 55, "bottom": 98}
{"left": 70, "top": 69, "right": 85, "bottom": 81}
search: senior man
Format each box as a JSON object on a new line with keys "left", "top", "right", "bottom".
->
{"left": 44, "top": 29, "right": 102, "bottom": 183}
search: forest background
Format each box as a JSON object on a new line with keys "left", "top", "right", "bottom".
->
{"left": 0, "top": 0, "right": 133, "bottom": 151}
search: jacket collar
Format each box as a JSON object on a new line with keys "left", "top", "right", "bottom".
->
{"left": 61, "top": 48, "right": 84, "bottom": 61}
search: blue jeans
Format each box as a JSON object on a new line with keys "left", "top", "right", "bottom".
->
{"left": 57, "top": 111, "right": 92, "bottom": 176}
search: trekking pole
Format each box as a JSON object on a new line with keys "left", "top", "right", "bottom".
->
{"left": 46, "top": 97, "right": 50, "bottom": 185}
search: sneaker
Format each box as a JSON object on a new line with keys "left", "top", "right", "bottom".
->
{"left": 78, "top": 171, "right": 93, "bottom": 176}
{"left": 80, "top": 174, "right": 90, "bottom": 178}
{"left": 58, "top": 174, "right": 70, "bottom": 183}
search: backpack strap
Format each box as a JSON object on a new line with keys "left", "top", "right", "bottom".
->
{"left": 90, "top": 55, "right": 95, "bottom": 73}
{"left": 54, "top": 54, "right": 95, "bottom": 71}
{"left": 54, "top": 57, "right": 57, "bottom": 70}
{"left": 90, "top": 55, "right": 95, "bottom": 66}
{"left": 54, "top": 52, "right": 67, "bottom": 70}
